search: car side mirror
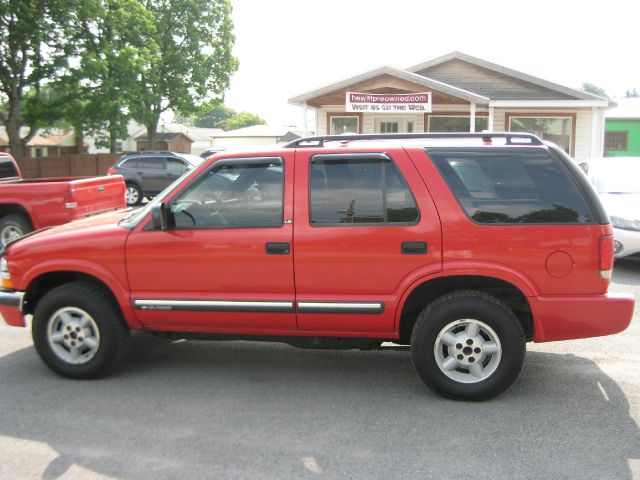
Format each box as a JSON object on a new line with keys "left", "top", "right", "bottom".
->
{"left": 151, "top": 202, "right": 168, "bottom": 230}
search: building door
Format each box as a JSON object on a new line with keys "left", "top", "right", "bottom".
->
{"left": 374, "top": 116, "right": 417, "bottom": 134}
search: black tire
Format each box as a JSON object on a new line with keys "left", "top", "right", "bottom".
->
{"left": 0, "top": 214, "right": 33, "bottom": 246}
{"left": 411, "top": 290, "right": 525, "bottom": 401}
{"left": 125, "top": 183, "right": 143, "bottom": 206}
{"left": 32, "top": 282, "right": 130, "bottom": 379}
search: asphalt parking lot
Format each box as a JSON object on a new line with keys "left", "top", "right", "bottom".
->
{"left": 0, "top": 262, "right": 639, "bottom": 480}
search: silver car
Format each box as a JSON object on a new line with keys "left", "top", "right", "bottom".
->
{"left": 582, "top": 157, "right": 640, "bottom": 259}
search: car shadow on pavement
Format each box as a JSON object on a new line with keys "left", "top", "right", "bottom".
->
{"left": 0, "top": 333, "right": 638, "bottom": 480}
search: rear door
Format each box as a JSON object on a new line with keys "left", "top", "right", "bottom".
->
{"left": 126, "top": 152, "right": 296, "bottom": 332}
{"left": 138, "top": 156, "right": 166, "bottom": 194}
{"left": 293, "top": 148, "right": 442, "bottom": 336}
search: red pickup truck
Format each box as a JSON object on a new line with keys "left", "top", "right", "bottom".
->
{"left": 0, "top": 133, "right": 634, "bottom": 400}
{"left": 0, "top": 153, "right": 126, "bottom": 246}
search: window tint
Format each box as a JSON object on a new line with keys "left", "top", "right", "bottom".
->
{"left": 170, "top": 159, "right": 283, "bottom": 228}
{"left": 310, "top": 155, "right": 419, "bottom": 225}
{"left": 427, "top": 148, "right": 593, "bottom": 224}
{"left": 167, "top": 158, "right": 188, "bottom": 172}
{"left": 138, "top": 157, "right": 163, "bottom": 170}
{"left": 0, "top": 156, "right": 19, "bottom": 179}
{"left": 121, "top": 158, "right": 140, "bottom": 168}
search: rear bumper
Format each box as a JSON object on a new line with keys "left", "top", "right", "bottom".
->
{"left": 0, "top": 290, "right": 26, "bottom": 327}
{"left": 532, "top": 292, "right": 635, "bottom": 342}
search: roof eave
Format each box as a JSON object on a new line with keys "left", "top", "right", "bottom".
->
{"left": 288, "top": 65, "right": 489, "bottom": 105}
{"left": 408, "top": 51, "right": 605, "bottom": 102}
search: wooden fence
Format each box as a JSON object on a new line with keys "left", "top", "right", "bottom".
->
{"left": 13, "top": 153, "right": 121, "bottom": 179}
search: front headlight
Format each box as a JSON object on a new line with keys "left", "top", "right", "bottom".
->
{"left": 1, "top": 257, "right": 13, "bottom": 289}
{"left": 611, "top": 216, "right": 640, "bottom": 231}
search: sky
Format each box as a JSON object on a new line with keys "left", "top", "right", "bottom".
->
{"left": 222, "top": 0, "right": 640, "bottom": 128}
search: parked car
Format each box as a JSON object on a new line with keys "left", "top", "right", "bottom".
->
{"left": 0, "top": 133, "right": 634, "bottom": 401}
{"left": 0, "top": 152, "right": 126, "bottom": 247}
{"left": 200, "top": 146, "right": 226, "bottom": 159}
{"left": 581, "top": 157, "right": 640, "bottom": 259}
{"left": 108, "top": 151, "right": 204, "bottom": 206}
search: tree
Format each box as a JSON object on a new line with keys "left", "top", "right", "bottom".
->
{"left": 195, "top": 102, "right": 236, "bottom": 128}
{"left": 581, "top": 82, "right": 608, "bottom": 98}
{"left": 133, "top": 0, "right": 238, "bottom": 149}
{"left": 224, "top": 111, "right": 266, "bottom": 131}
{"left": 0, "top": 0, "right": 77, "bottom": 157}
{"left": 71, "top": 0, "right": 158, "bottom": 152}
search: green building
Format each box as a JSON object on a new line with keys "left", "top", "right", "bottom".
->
{"left": 605, "top": 98, "right": 640, "bottom": 156}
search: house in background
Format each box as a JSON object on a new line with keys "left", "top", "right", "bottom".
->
{"left": 209, "top": 125, "right": 302, "bottom": 150}
{"left": 289, "top": 51, "right": 613, "bottom": 160}
{"left": 0, "top": 128, "right": 84, "bottom": 157}
{"left": 135, "top": 131, "right": 193, "bottom": 153}
{"left": 604, "top": 98, "right": 640, "bottom": 157}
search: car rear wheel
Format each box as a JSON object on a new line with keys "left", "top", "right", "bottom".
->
{"left": 32, "top": 282, "right": 130, "bottom": 378}
{"left": 0, "top": 214, "right": 32, "bottom": 246}
{"left": 411, "top": 290, "right": 525, "bottom": 401}
{"left": 125, "top": 183, "right": 143, "bottom": 206}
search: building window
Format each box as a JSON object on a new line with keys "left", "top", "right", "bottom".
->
{"left": 329, "top": 116, "right": 359, "bottom": 135}
{"left": 508, "top": 116, "right": 573, "bottom": 155}
{"left": 115, "top": 141, "right": 124, "bottom": 152}
{"left": 32, "top": 147, "right": 47, "bottom": 157}
{"left": 429, "top": 116, "right": 488, "bottom": 132}
{"left": 604, "top": 131, "right": 628, "bottom": 152}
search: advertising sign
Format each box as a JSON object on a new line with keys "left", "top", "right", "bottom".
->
{"left": 345, "top": 92, "right": 432, "bottom": 113}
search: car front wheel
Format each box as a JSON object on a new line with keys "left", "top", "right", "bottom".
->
{"left": 411, "top": 290, "right": 525, "bottom": 401}
{"left": 32, "top": 282, "right": 130, "bottom": 378}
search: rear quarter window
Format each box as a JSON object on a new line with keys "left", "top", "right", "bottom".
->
{"left": 0, "top": 156, "right": 19, "bottom": 178}
{"left": 426, "top": 147, "right": 593, "bottom": 224}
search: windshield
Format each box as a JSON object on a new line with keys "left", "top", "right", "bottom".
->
{"left": 118, "top": 168, "right": 195, "bottom": 228}
{"left": 593, "top": 161, "right": 640, "bottom": 193}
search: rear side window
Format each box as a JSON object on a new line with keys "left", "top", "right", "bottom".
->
{"left": 0, "top": 156, "right": 19, "bottom": 178}
{"left": 138, "top": 157, "right": 164, "bottom": 170}
{"left": 120, "top": 158, "right": 140, "bottom": 168}
{"left": 310, "top": 154, "right": 419, "bottom": 225}
{"left": 427, "top": 147, "right": 593, "bottom": 224}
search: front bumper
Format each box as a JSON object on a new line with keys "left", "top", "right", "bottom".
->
{"left": 532, "top": 292, "right": 635, "bottom": 342}
{"left": 0, "top": 290, "right": 26, "bottom": 327}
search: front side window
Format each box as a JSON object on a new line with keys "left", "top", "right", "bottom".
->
{"left": 429, "top": 116, "right": 488, "bottom": 132}
{"left": 167, "top": 158, "right": 188, "bottom": 172}
{"left": 509, "top": 116, "right": 573, "bottom": 155}
{"left": 310, "top": 155, "right": 419, "bottom": 225}
{"left": 330, "top": 116, "right": 359, "bottom": 135}
{"left": 170, "top": 159, "right": 283, "bottom": 229}
{"left": 427, "top": 147, "right": 592, "bottom": 224}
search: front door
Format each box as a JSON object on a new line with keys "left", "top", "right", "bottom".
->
{"left": 374, "top": 116, "right": 417, "bottom": 134}
{"left": 126, "top": 153, "right": 296, "bottom": 332}
{"left": 293, "top": 148, "right": 442, "bottom": 336}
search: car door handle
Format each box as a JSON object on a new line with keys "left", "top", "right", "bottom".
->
{"left": 401, "top": 241, "right": 428, "bottom": 255}
{"left": 266, "top": 242, "right": 290, "bottom": 255}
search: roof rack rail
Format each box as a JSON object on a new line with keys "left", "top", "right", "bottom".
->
{"left": 284, "top": 132, "right": 544, "bottom": 148}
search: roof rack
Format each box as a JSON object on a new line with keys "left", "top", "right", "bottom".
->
{"left": 284, "top": 132, "right": 544, "bottom": 148}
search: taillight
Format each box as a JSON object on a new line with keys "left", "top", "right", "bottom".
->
{"left": 64, "top": 188, "right": 77, "bottom": 209}
{"left": 599, "top": 235, "right": 614, "bottom": 280}
{"left": 107, "top": 168, "right": 117, "bottom": 175}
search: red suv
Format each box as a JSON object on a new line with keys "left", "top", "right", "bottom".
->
{"left": 0, "top": 133, "right": 634, "bottom": 400}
